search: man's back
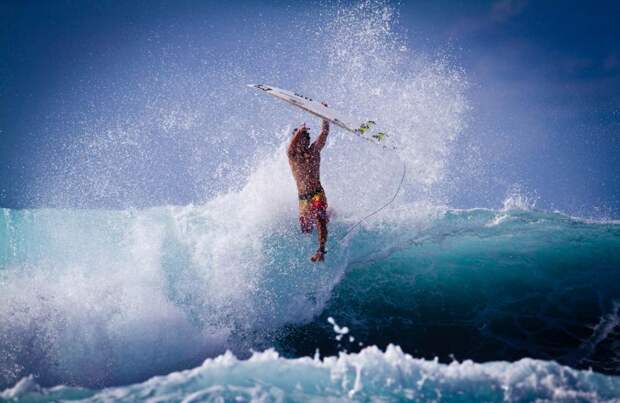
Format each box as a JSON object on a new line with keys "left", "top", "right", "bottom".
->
{"left": 288, "top": 145, "right": 322, "bottom": 195}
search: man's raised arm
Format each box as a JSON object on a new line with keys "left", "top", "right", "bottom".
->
{"left": 313, "top": 102, "right": 330, "bottom": 151}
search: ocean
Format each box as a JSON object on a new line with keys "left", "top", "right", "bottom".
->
{"left": 2, "top": 200, "right": 620, "bottom": 401}
{"left": 2, "top": 1, "right": 620, "bottom": 401}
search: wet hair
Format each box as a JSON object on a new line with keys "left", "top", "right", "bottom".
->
{"left": 294, "top": 127, "right": 310, "bottom": 137}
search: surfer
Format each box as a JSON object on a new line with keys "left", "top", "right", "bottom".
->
{"left": 287, "top": 104, "right": 330, "bottom": 262}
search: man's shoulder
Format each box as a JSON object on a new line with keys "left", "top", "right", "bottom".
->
{"left": 287, "top": 150, "right": 303, "bottom": 163}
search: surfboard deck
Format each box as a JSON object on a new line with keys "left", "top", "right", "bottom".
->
{"left": 248, "top": 84, "right": 393, "bottom": 148}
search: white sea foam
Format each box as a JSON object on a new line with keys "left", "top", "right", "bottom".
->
{"left": 3, "top": 346, "right": 619, "bottom": 402}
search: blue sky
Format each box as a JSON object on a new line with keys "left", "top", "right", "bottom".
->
{"left": 1, "top": 0, "right": 619, "bottom": 215}
{"left": 397, "top": 0, "right": 620, "bottom": 213}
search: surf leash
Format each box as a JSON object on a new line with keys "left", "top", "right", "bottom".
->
{"left": 338, "top": 162, "right": 407, "bottom": 243}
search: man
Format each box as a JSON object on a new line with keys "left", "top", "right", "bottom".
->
{"left": 287, "top": 104, "right": 330, "bottom": 262}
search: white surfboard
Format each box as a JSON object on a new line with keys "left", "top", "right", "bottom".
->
{"left": 248, "top": 84, "right": 393, "bottom": 148}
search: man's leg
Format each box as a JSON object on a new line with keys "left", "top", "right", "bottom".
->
{"left": 311, "top": 216, "right": 327, "bottom": 262}
{"left": 299, "top": 214, "right": 312, "bottom": 233}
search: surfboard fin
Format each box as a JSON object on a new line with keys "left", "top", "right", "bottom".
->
{"left": 356, "top": 120, "right": 376, "bottom": 135}
{"left": 372, "top": 132, "right": 387, "bottom": 142}
{"left": 355, "top": 121, "right": 389, "bottom": 143}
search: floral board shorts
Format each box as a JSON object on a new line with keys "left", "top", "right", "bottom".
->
{"left": 298, "top": 188, "right": 329, "bottom": 233}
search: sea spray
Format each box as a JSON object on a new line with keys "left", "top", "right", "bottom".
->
{"left": 1, "top": 0, "right": 472, "bottom": 388}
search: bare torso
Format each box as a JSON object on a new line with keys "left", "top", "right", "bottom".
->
{"left": 288, "top": 145, "right": 322, "bottom": 194}
{"left": 287, "top": 118, "right": 329, "bottom": 262}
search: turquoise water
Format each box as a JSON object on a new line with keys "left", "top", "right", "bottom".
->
{"left": 1, "top": 203, "right": 619, "bottom": 401}
{"left": 279, "top": 208, "right": 620, "bottom": 373}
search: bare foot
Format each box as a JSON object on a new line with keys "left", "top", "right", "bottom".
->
{"left": 310, "top": 250, "right": 325, "bottom": 262}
